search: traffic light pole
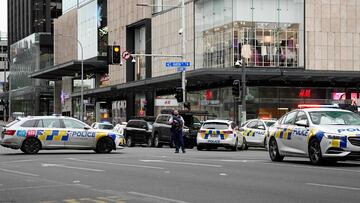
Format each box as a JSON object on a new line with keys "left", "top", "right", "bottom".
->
{"left": 241, "top": 59, "right": 246, "bottom": 125}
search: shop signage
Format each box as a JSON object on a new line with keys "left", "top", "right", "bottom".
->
{"left": 155, "top": 99, "right": 179, "bottom": 107}
{"left": 299, "top": 89, "right": 311, "bottom": 98}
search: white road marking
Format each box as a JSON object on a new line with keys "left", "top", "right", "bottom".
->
{"left": 220, "top": 159, "right": 260, "bottom": 163}
{"left": 0, "top": 159, "right": 38, "bottom": 164}
{"left": 0, "top": 184, "right": 76, "bottom": 192}
{"left": 307, "top": 183, "right": 360, "bottom": 191}
{"left": 264, "top": 162, "right": 360, "bottom": 173}
{"left": 41, "top": 163, "right": 104, "bottom": 172}
{"left": 0, "top": 168, "right": 39, "bottom": 177}
{"left": 66, "top": 158, "right": 164, "bottom": 170}
{"left": 128, "top": 191, "right": 190, "bottom": 203}
{"left": 140, "top": 160, "right": 222, "bottom": 168}
{"left": 219, "top": 173, "right": 228, "bottom": 176}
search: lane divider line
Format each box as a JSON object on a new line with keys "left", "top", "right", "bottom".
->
{"left": 264, "top": 162, "right": 360, "bottom": 173}
{"left": 0, "top": 168, "right": 39, "bottom": 177}
{"left": 128, "top": 191, "right": 190, "bottom": 203}
{"left": 140, "top": 160, "right": 222, "bottom": 168}
{"left": 65, "top": 158, "right": 165, "bottom": 170}
{"left": 41, "top": 163, "right": 104, "bottom": 172}
{"left": 307, "top": 183, "right": 360, "bottom": 191}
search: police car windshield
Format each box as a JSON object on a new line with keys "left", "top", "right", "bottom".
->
{"left": 202, "top": 122, "right": 229, "bottom": 130}
{"left": 265, "top": 121, "right": 276, "bottom": 127}
{"left": 309, "top": 111, "right": 360, "bottom": 125}
{"left": 99, "top": 124, "right": 114, "bottom": 130}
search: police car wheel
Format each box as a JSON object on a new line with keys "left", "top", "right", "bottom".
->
{"left": 21, "top": 138, "right": 41, "bottom": 154}
{"left": 231, "top": 139, "right": 239, "bottom": 151}
{"left": 269, "top": 138, "right": 284, "bottom": 162}
{"left": 153, "top": 134, "right": 162, "bottom": 148}
{"left": 308, "top": 139, "right": 323, "bottom": 165}
{"left": 146, "top": 136, "right": 152, "bottom": 147}
{"left": 126, "top": 136, "right": 135, "bottom": 147}
{"left": 96, "top": 137, "right": 114, "bottom": 153}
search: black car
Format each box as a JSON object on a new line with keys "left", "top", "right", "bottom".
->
{"left": 124, "top": 119, "right": 153, "bottom": 147}
{"left": 152, "top": 110, "right": 213, "bottom": 148}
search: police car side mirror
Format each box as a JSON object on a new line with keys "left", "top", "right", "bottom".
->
{"left": 258, "top": 126, "right": 265, "bottom": 130}
{"left": 295, "top": 120, "right": 308, "bottom": 127}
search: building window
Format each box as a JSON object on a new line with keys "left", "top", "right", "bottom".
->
{"left": 134, "top": 26, "right": 146, "bottom": 81}
{"left": 153, "top": 0, "right": 163, "bottom": 13}
{"left": 195, "top": 0, "right": 304, "bottom": 69}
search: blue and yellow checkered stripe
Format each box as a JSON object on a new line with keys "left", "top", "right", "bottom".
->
{"left": 274, "top": 128, "right": 292, "bottom": 140}
{"left": 199, "top": 130, "right": 230, "bottom": 140}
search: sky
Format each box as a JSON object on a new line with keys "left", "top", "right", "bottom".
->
{"left": 0, "top": 0, "right": 7, "bottom": 34}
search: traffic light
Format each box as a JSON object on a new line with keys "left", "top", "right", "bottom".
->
{"left": 232, "top": 80, "right": 240, "bottom": 97}
{"left": 112, "top": 45, "right": 121, "bottom": 64}
{"left": 175, "top": 87, "right": 184, "bottom": 103}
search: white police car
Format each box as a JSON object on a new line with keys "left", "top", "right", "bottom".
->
{"left": 241, "top": 119, "right": 276, "bottom": 149}
{"left": 268, "top": 108, "right": 360, "bottom": 164}
{"left": 196, "top": 120, "right": 244, "bottom": 151}
{"left": 0, "top": 116, "right": 125, "bottom": 154}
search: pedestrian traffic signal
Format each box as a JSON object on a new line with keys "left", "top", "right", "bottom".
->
{"left": 112, "top": 45, "right": 121, "bottom": 64}
{"left": 175, "top": 87, "right": 184, "bottom": 103}
{"left": 232, "top": 80, "right": 240, "bottom": 97}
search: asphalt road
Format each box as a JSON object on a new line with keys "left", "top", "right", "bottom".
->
{"left": 0, "top": 146, "right": 360, "bottom": 203}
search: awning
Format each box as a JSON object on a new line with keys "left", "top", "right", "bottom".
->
{"left": 29, "top": 59, "right": 108, "bottom": 80}
{"left": 71, "top": 67, "right": 360, "bottom": 100}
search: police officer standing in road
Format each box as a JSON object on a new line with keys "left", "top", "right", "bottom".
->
{"left": 170, "top": 109, "right": 185, "bottom": 153}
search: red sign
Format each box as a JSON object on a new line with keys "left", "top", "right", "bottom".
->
{"left": 299, "top": 89, "right": 311, "bottom": 98}
{"left": 122, "top": 51, "right": 131, "bottom": 60}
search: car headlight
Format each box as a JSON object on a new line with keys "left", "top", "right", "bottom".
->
{"left": 324, "top": 133, "right": 342, "bottom": 139}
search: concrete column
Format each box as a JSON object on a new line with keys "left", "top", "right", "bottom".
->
{"left": 54, "top": 80, "right": 62, "bottom": 114}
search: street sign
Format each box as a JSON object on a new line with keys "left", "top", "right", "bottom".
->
{"left": 122, "top": 51, "right": 131, "bottom": 60}
{"left": 165, "top": 62, "right": 191, "bottom": 67}
{"left": 176, "top": 67, "right": 187, "bottom": 72}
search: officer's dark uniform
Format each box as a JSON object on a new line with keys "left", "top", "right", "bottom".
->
{"left": 171, "top": 115, "right": 185, "bottom": 153}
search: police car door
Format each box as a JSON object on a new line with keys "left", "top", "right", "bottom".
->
{"left": 244, "top": 121, "right": 258, "bottom": 144}
{"left": 291, "top": 111, "right": 310, "bottom": 155}
{"left": 38, "top": 118, "right": 65, "bottom": 148}
{"left": 278, "top": 111, "right": 298, "bottom": 153}
{"left": 254, "top": 121, "right": 266, "bottom": 145}
{"left": 63, "top": 118, "right": 94, "bottom": 148}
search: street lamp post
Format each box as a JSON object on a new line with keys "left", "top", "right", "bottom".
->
{"left": 57, "top": 34, "right": 84, "bottom": 121}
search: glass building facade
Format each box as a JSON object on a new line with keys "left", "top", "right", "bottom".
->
{"left": 195, "top": 0, "right": 304, "bottom": 69}
{"left": 9, "top": 33, "right": 54, "bottom": 116}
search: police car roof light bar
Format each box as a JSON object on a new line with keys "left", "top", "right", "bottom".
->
{"left": 298, "top": 104, "right": 339, "bottom": 109}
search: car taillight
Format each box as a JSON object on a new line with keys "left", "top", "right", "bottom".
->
{"left": 5, "top": 130, "right": 16, "bottom": 136}
{"left": 223, "top": 130, "right": 233, "bottom": 134}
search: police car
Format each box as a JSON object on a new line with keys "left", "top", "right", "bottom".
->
{"left": 0, "top": 116, "right": 125, "bottom": 154}
{"left": 196, "top": 120, "right": 244, "bottom": 151}
{"left": 241, "top": 119, "right": 276, "bottom": 149}
{"left": 268, "top": 107, "right": 360, "bottom": 164}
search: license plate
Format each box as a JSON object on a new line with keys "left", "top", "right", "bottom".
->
{"left": 208, "top": 140, "right": 220, "bottom": 144}
{"left": 210, "top": 134, "right": 218, "bottom": 138}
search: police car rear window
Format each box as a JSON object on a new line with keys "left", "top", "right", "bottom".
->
{"left": 202, "top": 122, "right": 229, "bottom": 130}
{"left": 20, "top": 120, "right": 38, "bottom": 127}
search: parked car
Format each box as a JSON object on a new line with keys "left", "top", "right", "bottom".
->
{"left": 152, "top": 110, "right": 213, "bottom": 148}
{"left": 91, "top": 122, "right": 114, "bottom": 130}
{"left": 241, "top": 119, "right": 276, "bottom": 149}
{"left": 197, "top": 119, "right": 244, "bottom": 151}
{"left": 0, "top": 115, "right": 125, "bottom": 154}
{"left": 124, "top": 118, "right": 154, "bottom": 147}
